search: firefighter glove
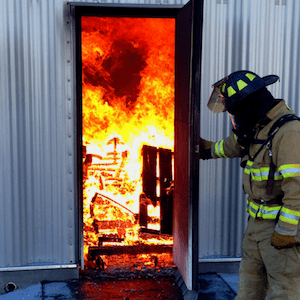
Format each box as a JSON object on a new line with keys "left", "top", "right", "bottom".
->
{"left": 271, "top": 231, "right": 297, "bottom": 250}
{"left": 200, "top": 137, "right": 213, "bottom": 149}
{"left": 200, "top": 137, "right": 213, "bottom": 160}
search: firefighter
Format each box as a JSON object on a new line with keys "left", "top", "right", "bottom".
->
{"left": 200, "top": 70, "right": 300, "bottom": 299}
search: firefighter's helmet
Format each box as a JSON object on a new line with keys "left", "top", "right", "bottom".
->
{"left": 207, "top": 70, "right": 279, "bottom": 113}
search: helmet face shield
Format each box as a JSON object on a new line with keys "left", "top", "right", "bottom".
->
{"left": 207, "top": 77, "right": 228, "bottom": 113}
{"left": 207, "top": 88, "right": 226, "bottom": 113}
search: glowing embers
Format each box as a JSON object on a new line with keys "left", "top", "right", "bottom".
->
{"left": 81, "top": 16, "right": 175, "bottom": 269}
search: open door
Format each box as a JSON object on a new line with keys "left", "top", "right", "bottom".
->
{"left": 174, "top": 0, "right": 203, "bottom": 294}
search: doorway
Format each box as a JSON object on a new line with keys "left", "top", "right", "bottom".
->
{"left": 80, "top": 15, "right": 175, "bottom": 271}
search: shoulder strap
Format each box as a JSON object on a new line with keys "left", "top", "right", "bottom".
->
{"left": 267, "top": 114, "right": 300, "bottom": 137}
{"left": 251, "top": 114, "right": 300, "bottom": 162}
{"left": 250, "top": 114, "right": 300, "bottom": 195}
{"left": 253, "top": 138, "right": 267, "bottom": 144}
{"left": 266, "top": 114, "right": 300, "bottom": 195}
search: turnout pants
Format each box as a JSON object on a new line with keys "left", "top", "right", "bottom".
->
{"left": 236, "top": 217, "right": 300, "bottom": 300}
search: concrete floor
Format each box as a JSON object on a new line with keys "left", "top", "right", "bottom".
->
{"left": 0, "top": 271, "right": 239, "bottom": 300}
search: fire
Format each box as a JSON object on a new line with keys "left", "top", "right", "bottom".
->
{"left": 81, "top": 16, "right": 175, "bottom": 265}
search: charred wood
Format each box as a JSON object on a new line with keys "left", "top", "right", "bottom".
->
{"left": 88, "top": 244, "right": 172, "bottom": 259}
{"left": 90, "top": 192, "right": 135, "bottom": 217}
{"left": 94, "top": 220, "right": 135, "bottom": 230}
{"left": 98, "top": 235, "right": 125, "bottom": 246}
{"left": 140, "top": 228, "right": 160, "bottom": 235}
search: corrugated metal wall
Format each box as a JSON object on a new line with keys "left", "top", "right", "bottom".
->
{"left": 0, "top": 0, "right": 187, "bottom": 269}
{"left": 1, "top": 0, "right": 299, "bottom": 268}
{"left": 0, "top": 0, "right": 77, "bottom": 268}
{"left": 199, "top": 0, "right": 300, "bottom": 258}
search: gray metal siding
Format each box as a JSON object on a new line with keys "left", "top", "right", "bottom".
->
{"left": 1, "top": 0, "right": 74, "bottom": 268}
{"left": 199, "top": 0, "right": 300, "bottom": 258}
{"left": 0, "top": 0, "right": 187, "bottom": 268}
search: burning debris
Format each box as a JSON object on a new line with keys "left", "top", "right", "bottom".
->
{"left": 83, "top": 143, "right": 174, "bottom": 270}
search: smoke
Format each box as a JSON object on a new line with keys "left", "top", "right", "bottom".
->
{"left": 83, "top": 39, "right": 148, "bottom": 110}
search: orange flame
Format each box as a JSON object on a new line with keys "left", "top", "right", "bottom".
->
{"left": 81, "top": 16, "right": 175, "bottom": 263}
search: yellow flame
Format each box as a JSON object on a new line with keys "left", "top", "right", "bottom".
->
{"left": 81, "top": 16, "right": 175, "bottom": 261}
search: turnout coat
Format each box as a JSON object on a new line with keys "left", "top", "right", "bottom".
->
{"left": 211, "top": 100, "right": 300, "bottom": 234}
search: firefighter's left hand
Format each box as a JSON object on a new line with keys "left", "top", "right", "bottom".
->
{"left": 200, "top": 137, "right": 213, "bottom": 150}
{"left": 199, "top": 137, "right": 213, "bottom": 160}
{"left": 271, "top": 231, "right": 297, "bottom": 250}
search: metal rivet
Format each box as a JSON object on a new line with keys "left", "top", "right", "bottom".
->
{"left": 67, "top": 60, "right": 70, "bottom": 63}
{"left": 68, "top": 98, "right": 71, "bottom": 101}
{"left": 67, "top": 79, "right": 71, "bottom": 82}
{"left": 68, "top": 134, "right": 71, "bottom": 138}
{"left": 67, "top": 41, "right": 70, "bottom": 44}
{"left": 69, "top": 189, "right": 72, "bottom": 192}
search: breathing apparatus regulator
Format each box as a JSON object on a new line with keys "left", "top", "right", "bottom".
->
{"left": 207, "top": 70, "right": 280, "bottom": 147}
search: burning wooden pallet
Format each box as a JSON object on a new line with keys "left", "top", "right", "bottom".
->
{"left": 88, "top": 234, "right": 173, "bottom": 270}
{"left": 84, "top": 142, "right": 174, "bottom": 270}
{"left": 89, "top": 244, "right": 172, "bottom": 259}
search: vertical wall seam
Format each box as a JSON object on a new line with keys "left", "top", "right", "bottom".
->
{"left": 64, "top": 1, "right": 75, "bottom": 263}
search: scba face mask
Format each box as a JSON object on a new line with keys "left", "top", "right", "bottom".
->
{"left": 231, "top": 115, "right": 256, "bottom": 148}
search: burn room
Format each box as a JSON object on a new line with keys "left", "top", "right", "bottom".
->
{"left": 81, "top": 15, "right": 175, "bottom": 271}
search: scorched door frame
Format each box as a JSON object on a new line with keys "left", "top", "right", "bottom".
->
{"left": 71, "top": 3, "right": 180, "bottom": 271}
